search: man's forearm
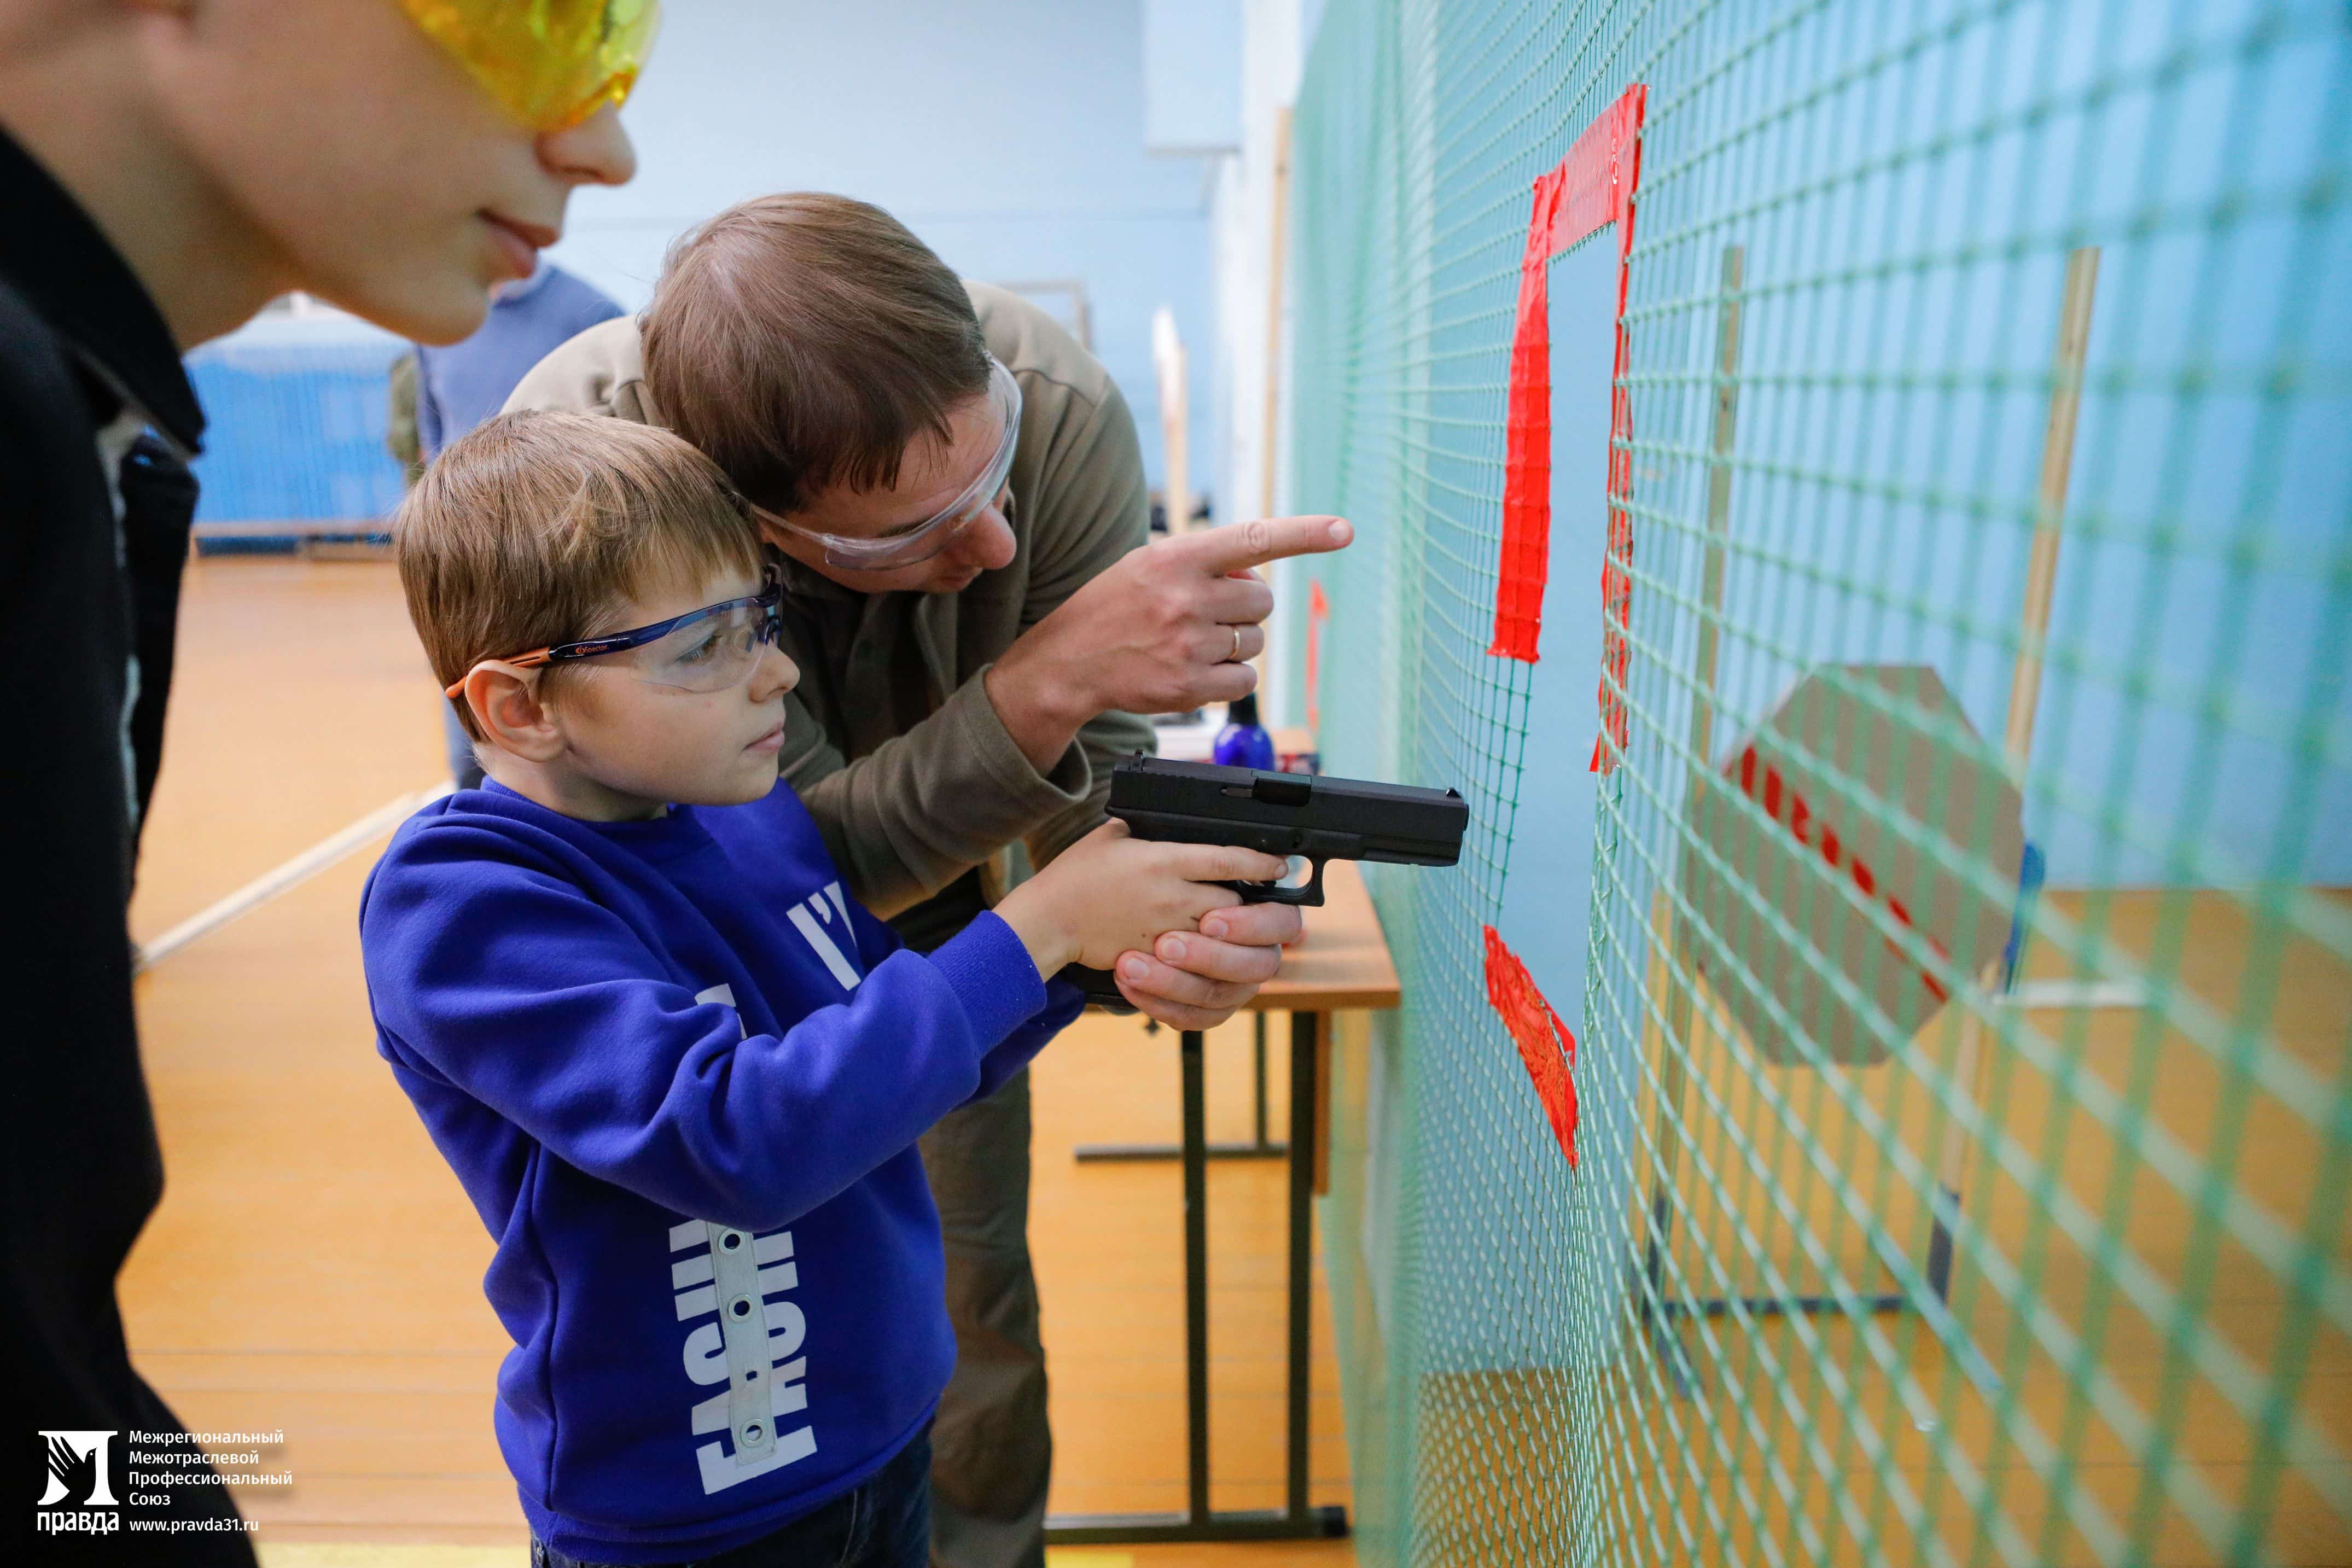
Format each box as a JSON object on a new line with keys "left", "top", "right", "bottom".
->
{"left": 785, "top": 677, "right": 1092, "bottom": 918}
{"left": 1025, "top": 703, "right": 1155, "bottom": 872}
{"left": 983, "top": 633, "right": 1097, "bottom": 775}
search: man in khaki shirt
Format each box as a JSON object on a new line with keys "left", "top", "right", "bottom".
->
{"left": 507, "top": 194, "right": 1349, "bottom": 1568}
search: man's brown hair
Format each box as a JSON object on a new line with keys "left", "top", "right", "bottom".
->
{"left": 396, "top": 410, "right": 763, "bottom": 740}
{"left": 642, "top": 191, "right": 992, "bottom": 515}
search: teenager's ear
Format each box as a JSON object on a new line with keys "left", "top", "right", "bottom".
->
{"left": 465, "top": 663, "right": 563, "bottom": 762}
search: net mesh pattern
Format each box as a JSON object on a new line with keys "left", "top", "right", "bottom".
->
{"left": 1286, "top": 2, "right": 2349, "bottom": 1564}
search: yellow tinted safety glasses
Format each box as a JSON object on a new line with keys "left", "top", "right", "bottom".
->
{"left": 399, "top": 0, "right": 662, "bottom": 132}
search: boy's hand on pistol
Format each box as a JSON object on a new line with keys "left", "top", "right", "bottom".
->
{"left": 994, "top": 820, "right": 1292, "bottom": 979}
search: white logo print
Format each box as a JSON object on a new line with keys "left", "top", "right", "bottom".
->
{"left": 670, "top": 1217, "right": 817, "bottom": 1494}
{"left": 785, "top": 881, "right": 861, "bottom": 991}
{"left": 674, "top": 984, "right": 818, "bottom": 1495}
{"left": 37, "top": 1431, "right": 119, "bottom": 1507}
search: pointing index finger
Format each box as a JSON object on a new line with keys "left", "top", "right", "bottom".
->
{"left": 1172, "top": 515, "right": 1354, "bottom": 575}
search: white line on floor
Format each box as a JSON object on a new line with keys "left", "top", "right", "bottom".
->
{"left": 2001, "top": 977, "right": 2149, "bottom": 1010}
{"left": 134, "top": 782, "right": 455, "bottom": 974}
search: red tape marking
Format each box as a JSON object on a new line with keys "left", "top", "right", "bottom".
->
{"left": 1489, "top": 165, "right": 1565, "bottom": 664}
{"left": 1306, "top": 579, "right": 1330, "bottom": 735}
{"left": 1487, "top": 84, "right": 1645, "bottom": 778}
{"left": 1729, "top": 744, "right": 1953, "bottom": 1004}
{"left": 1483, "top": 926, "right": 1580, "bottom": 1168}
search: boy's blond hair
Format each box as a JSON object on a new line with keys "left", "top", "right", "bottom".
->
{"left": 397, "top": 410, "right": 763, "bottom": 739}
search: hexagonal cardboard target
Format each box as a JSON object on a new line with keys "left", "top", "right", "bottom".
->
{"left": 1679, "top": 664, "right": 2025, "bottom": 1068}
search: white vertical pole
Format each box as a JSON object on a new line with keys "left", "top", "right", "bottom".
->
{"left": 1929, "top": 245, "right": 2100, "bottom": 1299}
{"left": 1154, "top": 307, "right": 1193, "bottom": 535}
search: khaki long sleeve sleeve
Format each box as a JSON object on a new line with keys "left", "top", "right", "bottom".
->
{"left": 1012, "top": 374, "right": 1156, "bottom": 872}
{"left": 776, "top": 671, "right": 1093, "bottom": 920}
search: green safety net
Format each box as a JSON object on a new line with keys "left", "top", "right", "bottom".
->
{"left": 1284, "top": 1, "right": 2350, "bottom": 1564}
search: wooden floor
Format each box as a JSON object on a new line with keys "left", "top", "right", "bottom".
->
{"left": 1615, "top": 890, "right": 2352, "bottom": 1568}
{"left": 120, "top": 557, "right": 1352, "bottom": 1568}
{"left": 1323, "top": 890, "right": 2352, "bottom": 1565}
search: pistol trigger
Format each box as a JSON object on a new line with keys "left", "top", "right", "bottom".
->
{"left": 1219, "top": 859, "right": 1327, "bottom": 908}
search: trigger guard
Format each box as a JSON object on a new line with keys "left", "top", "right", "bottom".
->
{"left": 1219, "top": 858, "right": 1327, "bottom": 908}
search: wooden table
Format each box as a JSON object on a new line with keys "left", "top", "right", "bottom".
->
{"left": 1048, "top": 860, "right": 1400, "bottom": 1547}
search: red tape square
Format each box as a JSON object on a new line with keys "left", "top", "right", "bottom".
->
{"left": 1487, "top": 84, "right": 1646, "bottom": 778}
{"left": 1483, "top": 926, "right": 1580, "bottom": 1168}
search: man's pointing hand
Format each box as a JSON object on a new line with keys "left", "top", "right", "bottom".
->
{"left": 990, "top": 515, "right": 1353, "bottom": 734}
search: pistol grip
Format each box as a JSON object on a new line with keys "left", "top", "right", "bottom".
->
{"left": 1056, "top": 855, "right": 1326, "bottom": 1009}
{"left": 1058, "top": 963, "right": 1138, "bottom": 1012}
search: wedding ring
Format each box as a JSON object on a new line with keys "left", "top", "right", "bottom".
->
{"left": 1227, "top": 625, "right": 1244, "bottom": 663}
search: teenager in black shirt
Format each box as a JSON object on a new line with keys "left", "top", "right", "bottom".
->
{"left": 0, "top": 4, "right": 643, "bottom": 1558}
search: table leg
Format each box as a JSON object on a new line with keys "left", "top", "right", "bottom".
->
{"left": 1045, "top": 1021, "right": 1346, "bottom": 1545}
{"left": 1183, "top": 1027, "right": 1210, "bottom": 1523}
{"left": 1285, "top": 1011, "right": 1314, "bottom": 1520}
{"left": 1073, "top": 1012, "right": 1286, "bottom": 1162}
{"left": 1254, "top": 1011, "right": 1270, "bottom": 1149}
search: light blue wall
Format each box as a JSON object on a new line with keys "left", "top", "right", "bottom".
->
{"left": 549, "top": 0, "right": 1215, "bottom": 489}
{"left": 1145, "top": 0, "right": 1242, "bottom": 154}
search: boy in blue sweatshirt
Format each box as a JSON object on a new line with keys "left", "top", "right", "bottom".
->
{"left": 359, "top": 410, "right": 1286, "bottom": 1568}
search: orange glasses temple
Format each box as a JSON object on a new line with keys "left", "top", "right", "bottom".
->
{"left": 442, "top": 649, "right": 553, "bottom": 701}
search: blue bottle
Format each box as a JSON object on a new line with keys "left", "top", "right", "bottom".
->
{"left": 1213, "top": 691, "right": 1277, "bottom": 771}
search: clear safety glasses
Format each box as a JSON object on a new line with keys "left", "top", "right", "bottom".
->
{"left": 760, "top": 358, "right": 1023, "bottom": 570}
{"left": 446, "top": 573, "right": 784, "bottom": 699}
{"left": 399, "top": 0, "right": 663, "bottom": 133}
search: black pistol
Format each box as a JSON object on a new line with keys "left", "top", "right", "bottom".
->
{"left": 1061, "top": 755, "right": 1468, "bottom": 1008}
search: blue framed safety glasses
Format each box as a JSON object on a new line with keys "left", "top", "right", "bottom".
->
{"left": 445, "top": 571, "right": 784, "bottom": 697}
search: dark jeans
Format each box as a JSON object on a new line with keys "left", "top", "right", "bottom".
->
{"left": 530, "top": 1424, "right": 930, "bottom": 1568}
